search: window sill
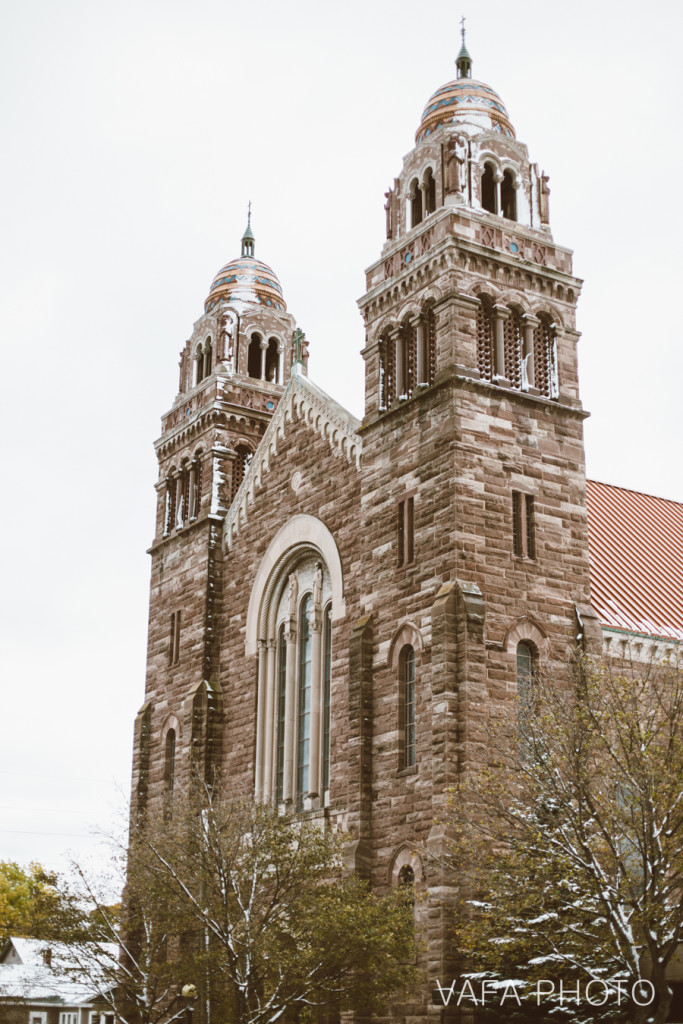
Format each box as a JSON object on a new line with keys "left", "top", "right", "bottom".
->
{"left": 397, "top": 764, "right": 418, "bottom": 778}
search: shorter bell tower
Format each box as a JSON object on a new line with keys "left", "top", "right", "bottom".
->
{"left": 131, "top": 215, "right": 305, "bottom": 816}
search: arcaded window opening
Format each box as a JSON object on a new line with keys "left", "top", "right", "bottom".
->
{"left": 481, "top": 162, "right": 497, "bottom": 213}
{"left": 265, "top": 337, "right": 279, "bottom": 383}
{"left": 410, "top": 178, "right": 422, "bottom": 227}
{"left": 203, "top": 337, "right": 212, "bottom": 379}
{"left": 193, "top": 343, "right": 204, "bottom": 386}
{"left": 424, "top": 168, "right": 436, "bottom": 215}
{"left": 501, "top": 170, "right": 517, "bottom": 221}
{"left": 248, "top": 333, "right": 262, "bottom": 379}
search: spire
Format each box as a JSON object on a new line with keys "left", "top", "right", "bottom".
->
{"left": 456, "top": 16, "right": 472, "bottom": 79}
{"left": 241, "top": 201, "right": 255, "bottom": 257}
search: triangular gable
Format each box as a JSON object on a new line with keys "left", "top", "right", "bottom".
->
{"left": 224, "top": 367, "right": 362, "bottom": 551}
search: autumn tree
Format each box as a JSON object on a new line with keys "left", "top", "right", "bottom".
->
{"left": 0, "top": 860, "right": 90, "bottom": 945}
{"left": 446, "top": 655, "right": 683, "bottom": 1024}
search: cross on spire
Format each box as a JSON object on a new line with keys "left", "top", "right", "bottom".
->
{"left": 456, "top": 14, "right": 472, "bottom": 79}
{"left": 241, "top": 202, "right": 255, "bottom": 257}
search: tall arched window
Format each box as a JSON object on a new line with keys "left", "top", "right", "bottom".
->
{"left": 398, "top": 864, "right": 415, "bottom": 908}
{"left": 400, "top": 646, "right": 416, "bottom": 769}
{"left": 516, "top": 641, "right": 536, "bottom": 738}
{"left": 322, "top": 604, "right": 332, "bottom": 793}
{"left": 276, "top": 623, "right": 287, "bottom": 804}
{"left": 297, "top": 595, "right": 313, "bottom": 809}
{"left": 165, "top": 729, "right": 176, "bottom": 795}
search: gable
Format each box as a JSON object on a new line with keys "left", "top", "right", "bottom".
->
{"left": 223, "top": 368, "right": 362, "bottom": 551}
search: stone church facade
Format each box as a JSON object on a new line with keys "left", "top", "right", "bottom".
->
{"left": 129, "top": 38, "right": 641, "bottom": 1020}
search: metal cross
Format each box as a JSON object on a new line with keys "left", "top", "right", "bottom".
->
{"left": 460, "top": 15, "right": 466, "bottom": 43}
{"left": 292, "top": 328, "right": 306, "bottom": 365}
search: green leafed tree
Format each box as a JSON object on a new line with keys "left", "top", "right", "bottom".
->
{"left": 123, "top": 790, "right": 419, "bottom": 1024}
{"left": 445, "top": 655, "right": 683, "bottom": 1024}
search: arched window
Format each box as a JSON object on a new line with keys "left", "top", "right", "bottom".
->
{"left": 297, "top": 595, "right": 313, "bottom": 809}
{"left": 533, "top": 314, "right": 558, "bottom": 399}
{"left": 248, "top": 333, "right": 262, "bottom": 379}
{"left": 409, "top": 178, "right": 422, "bottom": 227}
{"left": 265, "top": 338, "right": 279, "bottom": 383}
{"left": 481, "top": 162, "right": 497, "bottom": 213}
{"left": 476, "top": 296, "right": 495, "bottom": 382}
{"left": 203, "top": 338, "right": 212, "bottom": 379}
{"left": 398, "top": 864, "right": 415, "bottom": 906}
{"left": 253, "top": 553, "right": 335, "bottom": 809}
{"left": 501, "top": 170, "right": 517, "bottom": 221}
{"left": 165, "top": 729, "right": 176, "bottom": 795}
{"left": 322, "top": 604, "right": 332, "bottom": 793}
{"left": 276, "top": 623, "right": 287, "bottom": 804}
{"left": 400, "top": 645, "right": 416, "bottom": 769}
{"left": 425, "top": 304, "right": 436, "bottom": 386}
{"left": 380, "top": 333, "right": 395, "bottom": 408}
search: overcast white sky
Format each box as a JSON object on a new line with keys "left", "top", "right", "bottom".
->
{"left": 1, "top": 0, "right": 681, "bottom": 875}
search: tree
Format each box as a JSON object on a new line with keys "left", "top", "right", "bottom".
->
{"left": 125, "top": 790, "right": 419, "bottom": 1024}
{"left": 445, "top": 655, "right": 683, "bottom": 1024}
{"left": 0, "top": 860, "right": 90, "bottom": 945}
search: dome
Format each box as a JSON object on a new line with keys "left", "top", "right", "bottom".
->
{"left": 416, "top": 78, "right": 515, "bottom": 143}
{"left": 204, "top": 256, "right": 286, "bottom": 314}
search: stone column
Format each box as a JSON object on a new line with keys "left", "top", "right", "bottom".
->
{"left": 494, "top": 169, "right": 503, "bottom": 216}
{"left": 188, "top": 465, "right": 197, "bottom": 519}
{"left": 277, "top": 342, "right": 284, "bottom": 384}
{"left": 522, "top": 314, "right": 539, "bottom": 389}
{"left": 492, "top": 304, "right": 509, "bottom": 380}
{"left": 254, "top": 640, "right": 268, "bottom": 801}
{"left": 260, "top": 339, "right": 267, "bottom": 380}
{"left": 262, "top": 639, "right": 277, "bottom": 803}
{"left": 421, "top": 182, "right": 429, "bottom": 217}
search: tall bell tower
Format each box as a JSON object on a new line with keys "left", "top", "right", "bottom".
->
{"left": 357, "top": 34, "right": 600, "bottom": 994}
{"left": 131, "top": 215, "right": 304, "bottom": 816}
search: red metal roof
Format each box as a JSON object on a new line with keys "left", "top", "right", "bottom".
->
{"left": 586, "top": 480, "right": 683, "bottom": 642}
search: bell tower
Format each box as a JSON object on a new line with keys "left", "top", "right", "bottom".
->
{"left": 356, "top": 36, "right": 599, "bottom": 991}
{"left": 131, "top": 215, "right": 304, "bottom": 816}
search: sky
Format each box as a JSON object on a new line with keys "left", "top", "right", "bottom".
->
{"left": 1, "top": 0, "right": 681, "bottom": 876}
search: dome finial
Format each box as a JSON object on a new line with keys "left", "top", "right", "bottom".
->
{"left": 456, "top": 15, "right": 472, "bottom": 79}
{"left": 241, "top": 201, "right": 255, "bottom": 257}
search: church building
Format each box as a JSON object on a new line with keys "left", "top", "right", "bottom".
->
{"left": 129, "top": 35, "right": 683, "bottom": 1020}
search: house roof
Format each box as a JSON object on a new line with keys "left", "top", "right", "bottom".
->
{"left": 0, "top": 936, "right": 117, "bottom": 1005}
{"left": 586, "top": 479, "right": 683, "bottom": 642}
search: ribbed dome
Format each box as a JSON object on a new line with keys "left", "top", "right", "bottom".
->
{"left": 204, "top": 256, "right": 286, "bottom": 314}
{"left": 416, "top": 78, "right": 515, "bottom": 142}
